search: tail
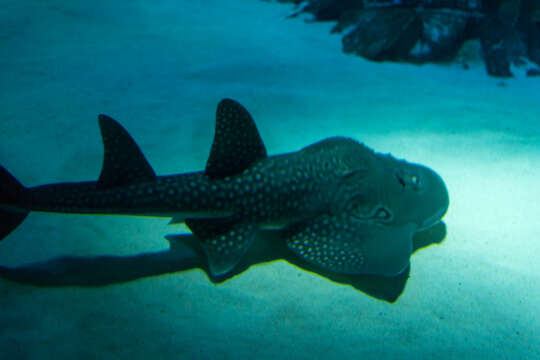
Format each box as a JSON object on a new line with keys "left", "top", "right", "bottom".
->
{"left": 0, "top": 166, "right": 29, "bottom": 240}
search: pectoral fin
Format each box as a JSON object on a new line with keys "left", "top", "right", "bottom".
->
{"left": 185, "top": 218, "right": 258, "bottom": 276}
{"left": 284, "top": 214, "right": 416, "bottom": 277}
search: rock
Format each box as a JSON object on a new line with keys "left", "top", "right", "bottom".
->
{"left": 341, "top": 8, "right": 423, "bottom": 61}
{"left": 408, "top": 9, "right": 471, "bottom": 62}
{"left": 526, "top": 67, "right": 540, "bottom": 76}
{"left": 364, "top": 0, "right": 482, "bottom": 11}
{"left": 526, "top": 21, "right": 540, "bottom": 65}
{"left": 308, "top": 0, "right": 363, "bottom": 21}
{"left": 481, "top": 42, "right": 513, "bottom": 77}
{"left": 286, "top": 0, "right": 363, "bottom": 21}
{"left": 455, "top": 39, "right": 483, "bottom": 64}
{"left": 479, "top": 15, "right": 514, "bottom": 77}
{"left": 331, "top": 9, "right": 365, "bottom": 33}
{"left": 268, "top": 0, "right": 539, "bottom": 78}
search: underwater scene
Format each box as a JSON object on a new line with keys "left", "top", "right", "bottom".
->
{"left": 0, "top": 0, "right": 539, "bottom": 359}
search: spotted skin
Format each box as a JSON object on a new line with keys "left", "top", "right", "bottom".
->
{"left": 0, "top": 99, "right": 449, "bottom": 277}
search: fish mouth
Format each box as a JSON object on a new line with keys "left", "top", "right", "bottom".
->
{"left": 417, "top": 166, "right": 449, "bottom": 231}
{"left": 419, "top": 205, "right": 448, "bottom": 231}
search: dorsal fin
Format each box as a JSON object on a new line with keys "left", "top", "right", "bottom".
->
{"left": 205, "top": 99, "right": 267, "bottom": 179}
{"left": 97, "top": 115, "right": 156, "bottom": 189}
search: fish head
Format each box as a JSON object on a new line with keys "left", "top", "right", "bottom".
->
{"left": 320, "top": 139, "right": 448, "bottom": 231}
{"left": 286, "top": 150, "right": 449, "bottom": 277}
{"left": 379, "top": 157, "right": 449, "bottom": 230}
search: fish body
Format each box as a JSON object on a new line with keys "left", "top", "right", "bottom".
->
{"left": 0, "top": 99, "right": 449, "bottom": 277}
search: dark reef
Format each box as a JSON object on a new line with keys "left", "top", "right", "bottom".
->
{"left": 271, "top": 0, "right": 540, "bottom": 77}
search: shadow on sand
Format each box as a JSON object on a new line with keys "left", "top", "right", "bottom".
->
{"left": 0, "top": 222, "right": 446, "bottom": 303}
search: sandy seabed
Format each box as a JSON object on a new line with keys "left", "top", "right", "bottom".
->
{"left": 0, "top": 1, "right": 539, "bottom": 359}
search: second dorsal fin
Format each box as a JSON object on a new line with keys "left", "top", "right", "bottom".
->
{"left": 97, "top": 114, "right": 156, "bottom": 189}
{"left": 205, "top": 99, "right": 267, "bottom": 179}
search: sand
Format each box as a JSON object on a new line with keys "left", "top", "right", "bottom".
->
{"left": 0, "top": 0, "right": 539, "bottom": 358}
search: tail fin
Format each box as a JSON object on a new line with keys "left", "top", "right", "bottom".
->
{"left": 0, "top": 166, "right": 29, "bottom": 240}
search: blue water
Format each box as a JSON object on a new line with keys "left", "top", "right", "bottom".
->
{"left": 1, "top": 1, "right": 539, "bottom": 359}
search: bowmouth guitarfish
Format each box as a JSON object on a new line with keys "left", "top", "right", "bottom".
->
{"left": 0, "top": 99, "right": 449, "bottom": 277}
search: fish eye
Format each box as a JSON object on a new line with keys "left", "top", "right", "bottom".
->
{"left": 375, "top": 207, "right": 392, "bottom": 220}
